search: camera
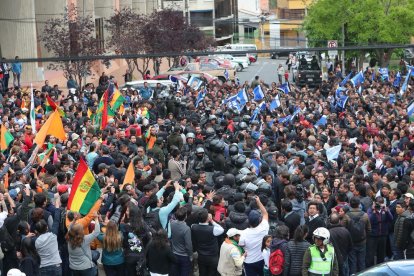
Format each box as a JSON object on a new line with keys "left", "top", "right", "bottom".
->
{"left": 375, "top": 203, "right": 381, "bottom": 210}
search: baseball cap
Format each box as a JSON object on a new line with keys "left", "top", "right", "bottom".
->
{"left": 7, "top": 269, "right": 26, "bottom": 276}
{"left": 57, "top": 184, "right": 69, "bottom": 194}
{"left": 404, "top": 193, "right": 414, "bottom": 199}
{"left": 227, "top": 228, "right": 241, "bottom": 238}
{"left": 248, "top": 210, "right": 262, "bottom": 227}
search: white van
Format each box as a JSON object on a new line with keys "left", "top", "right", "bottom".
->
{"left": 223, "top": 44, "right": 258, "bottom": 59}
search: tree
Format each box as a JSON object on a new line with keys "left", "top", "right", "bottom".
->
{"left": 106, "top": 8, "right": 147, "bottom": 78}
{"left": 141, "top": 9, "right": 214, "bottom": 68}
{"left": 303, "top": 0, "right": 414, "bottom": 67}
{"left": 40, "top": 4, "right": 106, "bottom": 88}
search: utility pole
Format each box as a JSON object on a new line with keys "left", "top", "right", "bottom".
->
{"left": 183, "top": 0, "right": 189, "bottom": 24}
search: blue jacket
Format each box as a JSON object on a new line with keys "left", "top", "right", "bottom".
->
{"left": 140, "top": 87, "right": 152, "bottom": 100}
{"left": 97, "top": 232, "right": 125, "bottom": 265}
{"left": 367, "top": 208, "right": 393, "bottom": 237}
{"left": 11, "top": 62, "right": 22, "bottom": 74}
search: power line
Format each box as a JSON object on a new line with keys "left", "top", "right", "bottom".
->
{"left": 4, "top": 44, "right": 414, "bottom": 63}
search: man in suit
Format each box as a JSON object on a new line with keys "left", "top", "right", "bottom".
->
{"left": 305, "top": 201, "right": 326, "bottom": 244}
{"left": 281, "top": 199, "right": 301, "bottom": 240}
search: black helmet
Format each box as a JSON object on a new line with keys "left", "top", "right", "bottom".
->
{"left": 239, "top": 122, "right": 248, "bottom": 130}
{"left": 196, "top": 147, "right": 205, "bottom": 154}
{"left": 215, "top": 141, "right": 225, "bottom": 152}
{"left": 210, "top": 139, "right": 220, "bottom": 151}
{"left": 242, "top": 115, "right": 250, "bottom": 123}
{"left": 205, "top": 127, "right": 215, "bottom": 137}
{"left": 251, "top": 120, "right": 260, "bottom": 126}
{"left": 229, "top": 144, "right": 239, "bottom": 156}
{"left": 235, "top": 174, "right": 247, "bottom": 185}
{"left": 234, "top": 155, "right": 246, "bottom": 167}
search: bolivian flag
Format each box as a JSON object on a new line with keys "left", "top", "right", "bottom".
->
{"left": 109, "top": 85, "right": 125, "bottom": 111}
{"left": 0, "top": 125, "right": 14, "bottom": 152}
{"left": 67, "top": 159, "right": 101, "bottom": 215}
{"left": 45, "top": 95, "right": 66, "bottom": 117}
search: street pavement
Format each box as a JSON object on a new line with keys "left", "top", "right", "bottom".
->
{"left": 236, "top": 57, "right": 291, "bottom": 86}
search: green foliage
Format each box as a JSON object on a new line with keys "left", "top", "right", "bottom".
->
{"left": 304, "top": 0, "right": 414, "bottom": 47}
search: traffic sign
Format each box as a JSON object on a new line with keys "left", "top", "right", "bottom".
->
{"left": 328, "top": 40, "right": 338, "bottom": 48}
{"left": 327, "top": 40, "right": 338, "bottom": 58}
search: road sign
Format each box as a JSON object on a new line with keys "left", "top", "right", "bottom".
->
{"left": 328, "top": 40, "right": 338, "bottom": 48}
{"left": 327, "top": 40, "right": 338, "bottom": 58}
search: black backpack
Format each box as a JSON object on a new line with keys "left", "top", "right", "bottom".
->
{"left": 347, "top": 211, "right": 366, "bottom": 243}
{"left": 143, "top": 209, "right": 163, "bottom": 233}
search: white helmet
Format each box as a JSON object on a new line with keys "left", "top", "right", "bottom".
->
{"left": 313, "top": 227, "right": 330, "bottom": 245}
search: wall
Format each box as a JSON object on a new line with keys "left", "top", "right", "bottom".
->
{"left": 0, "top": 0, "right": 39, "bottom": 84}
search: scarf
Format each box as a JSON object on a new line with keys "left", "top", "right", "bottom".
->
{"left": 226, "top": 238, "right": 244, "bottom": 255}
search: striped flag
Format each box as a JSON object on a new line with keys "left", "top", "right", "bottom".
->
{"left": 67, "top": 159, "right": 101, "bottom": 215}
{"left": 253, "top": 85, "right": 265, "bottom": 101}
{"left": 30, "top": 84, "right": 36, "bottom": 134}
{"left": 340, "top": 72, "right": 352, "bottom": 87}
{"left": 269, "top": 95, "right": 280, "bottom": 112}
{"left": 0, "top": 125, "right": 13, "bottom": 152}
{"left": 350, "top": 71, "right": 364, "bottom": 87}
{"left": 45, "top": 95, "right": 65, "bottom": 117}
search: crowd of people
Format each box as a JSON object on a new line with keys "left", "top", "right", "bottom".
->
{"left": 0, "top": 56, "right": 413, "bottom": 276}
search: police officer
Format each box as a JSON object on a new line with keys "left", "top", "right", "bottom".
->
{"left": 302, "top": 227, "right": 339, "bottom": 276}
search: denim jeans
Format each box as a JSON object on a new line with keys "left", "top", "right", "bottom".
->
{"left": 366, "top": 236, "right": 387, "bottom": 267}
{"left": 348, "top": 242, "right": 366, "bottom": 274}
{"left": 170, "top": 254, "right": 192, "bottom": 276}
{"left": 341, "top": 256, "right": 349, "bottom": 276}
{"left": 389, "top": 232, "right": 404, "bottom": 260}
{"left": 39, "top": 264, "right": 62, "bottom": 276}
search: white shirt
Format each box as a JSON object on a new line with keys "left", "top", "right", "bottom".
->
{"left": 239, "top": 219, "right": 269, "bottom": 263}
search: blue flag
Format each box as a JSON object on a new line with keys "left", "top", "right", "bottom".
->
{"left": 253, "top": 85, "right": 265, "bottom": 101}
{"left": 251, "top": 159, "right": 261, "bottom": 175}
{"left": 250, "top": 108, "right": 260, "bottom": 122}
{"left": 335, "top": 86, "right": 346, "bottom": 99}
{"left": 278, "top": 82, "right": 290, "bottom": 94}
{"left": 259, "top": 102, "right": 266, "bottom": 112}
{"left": 351, "top": 71, "right": 364, "bottom": 87}
{"left": 290, "top": 107, "right": 301, "bottom": 122}
{"left": 224, "top": 69, "right": 229, "bottom": 81}
{"left": 237, "top": 88, "right": 248, "bottom": 106}
{"left": 379, "top": 68, "right": 389, "bottom": 81}
{"left": 407, "top": 65, "right": 414, "bottom": 76}
{"left": 401, "top": 69, "right": 412, "bottom": 95}
{"left": 278, "top": 115, "right": 291, "bottom": 124}
{"left": 195, "top": 90, "right": 205, "bottom": 108}
{"left": 389, "top": 93, "right": 396, "bottom": 104}
{"left": 393, "top": 72, "right": 401, "bottom": 87}
{"left": 269, "top": 95, "right": 280, "bottom": 112}
{"left": 407, "top": 101, "right": 414, "bottom": 117}
{"left": 357, "top": 85, "right": 362, "bottom": 95}
{"left": 315, "top": 115, "right": 327, "bottom": 127}
{"left": 371, "top": 69, "right": 376, "bottom": 82}
{"left": 337, "top": 95, "right": 349, "bottom": 110}
{"left": 236, "top": 77, "right": 240, "bottom": 86}
{"left": 340, "top": 72, "right": 352, "bottom": 86}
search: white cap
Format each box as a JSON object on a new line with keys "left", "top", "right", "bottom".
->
{"left": 404, "top": 193, "right": 414, "bottom": 199}
{"left": 227, "top": 228, "right": 241, "bottom": 238}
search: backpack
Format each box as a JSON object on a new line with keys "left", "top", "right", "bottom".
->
{"left": 58, "top": 207, "right": 68, "bottom": 238}
{"left": 143, "top": 209, "right": 163, "bottom": 232}
{"left": 347, "top": 211, "right": 366, "bottom": 243}
{"left": 269, "top": 247, "right": 285, "bottom": 275}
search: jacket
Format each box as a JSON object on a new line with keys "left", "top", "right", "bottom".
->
{"left": 65, "top": 198, "right": 103, "bottom": 235}
{"left": 286, "top": 240, "right": 310, "bottom": 276}
{"left": 225, "top": 211, "right": 249, "bottom": 230}
{"left": 394, "top": 210, "right": 411, "bottom": 249}
{"left": 35, "top": 233, "right": 62, "bottom": 268}
{"left": 97, "top": 232, "right": 125, "bottom": 266}
{"left": 282, "top": 211, "right": 301, "bottom": 239}
{"left": 367, "top": 208, "right": 393, "bottom": 237}
{"left": 68, "top": 222, "right": 100, "bottom": 270}
{"left": 402, "top": 215, "right": 414, "bottom": 256}
{"left": 217, "top": 239, "right": 244, "bottom": 276}
{"left": 347, "top": 207, "right": 371, "bottom": 243}
{"left": 328, "top": 224, "right": 353, "bottom": 263}
{"left": 168, "top": 158, "right": 186, "bottom": 181}
{"left": 305, "top": 216, "right": 326, "bottom": 243}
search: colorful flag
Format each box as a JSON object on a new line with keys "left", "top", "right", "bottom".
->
{"left": 67, "top": 159, "right": 101, "bottom": 215}
{"left": 38, "top": 148, "right": 54, "bottom": 168}
{"left": 45, "top": 95, "right": 65, "bottom": 117}
{"left": 253, "top": 85, "right": 264, "bottom": 101}
{"left": 0, "top": 125, "right": 13, "bottom": 152}
{"left": 101, "top": 90, "right": 109, "bottom": 130}
{"left": 123, "top": 161, "right": 135, "bottom": 187}
{"left": 109, "top": 84, "right": 125, "bottom": 111}
{"left": 34, "top": 109, "right": 67, "bottom": 147}
{"left": 20, "top": 98, "right": 26, "bottom": 109}
{"left": 30, "top": 84, "right": 36, "bottom": 134}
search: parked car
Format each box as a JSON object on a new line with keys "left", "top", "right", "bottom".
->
{"left": 211, "top": 54, "right": 250, "bottom": 71}
{"left": 163, "top": 62, "right": 236, "bottom": 83}
{"left": 121, "top": 80, "right": 174, "bottom": 91}
{"left": 353, "top": 260, "right": 414, "bottom": 275}
{"left": 196, "top": 57, "right": 234, "bottom": 70}
{"left": 152, "top": 72, "right": 219, "bottom": 84}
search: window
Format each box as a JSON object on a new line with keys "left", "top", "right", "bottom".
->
{"left": 190, "top": 10, "right": 213, "bottom": 27}
{"left": 95, "top": 18, "right": 104, "bottom": 50}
